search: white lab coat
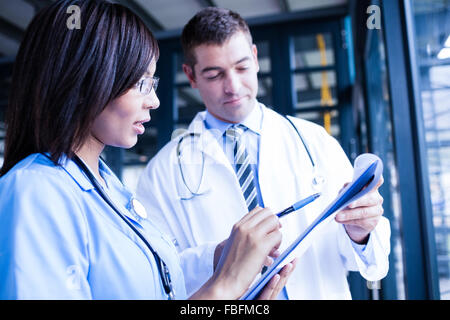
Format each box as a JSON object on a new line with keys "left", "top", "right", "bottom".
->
{"left": 137, "top": 104, "right": 390, "bottom": 299}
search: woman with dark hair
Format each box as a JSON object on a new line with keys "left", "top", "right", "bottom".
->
{"left": 0, "top": 0, "right": 294, "bottom": 299}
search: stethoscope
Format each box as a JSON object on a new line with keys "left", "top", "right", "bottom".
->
{"left": 71, "top": 155, "right": 175, "bottom": 300}
{"left": 283, "top": 115, "right": 326, "bottom": 190}
{"left": 176, "top": 114, "right": 326, "bottom": 200}
{"left": 176, "top": 132, "right": 209, "bottom": 200}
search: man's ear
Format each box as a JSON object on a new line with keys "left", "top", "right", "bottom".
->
{"left": 251, "top": 44, "right": 260, "bottom": 73}
{"left": 182, "top": 64, "right": 197, "bottom": 88}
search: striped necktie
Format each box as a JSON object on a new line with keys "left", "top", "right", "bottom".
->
{"left": 225, "top": 124, "right": 258, "bottom": 211}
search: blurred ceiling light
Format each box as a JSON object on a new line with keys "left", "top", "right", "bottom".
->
{"left": 437, "top": 35, "right": 450, "bottom": 59}
{"left": 437, "top": 47, "right": 450, "bottom": 60}
{"left": 444, "top": 35, "right": 450, "bottom": 48}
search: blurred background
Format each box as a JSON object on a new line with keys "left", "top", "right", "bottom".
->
{"left": 0, "top": 0, "right": 449, "bottom": 300}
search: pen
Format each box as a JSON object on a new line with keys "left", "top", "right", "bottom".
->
{"left": 276, "top": 193, "right": 321, "bottom": 218}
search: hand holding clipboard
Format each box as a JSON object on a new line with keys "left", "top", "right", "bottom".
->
{"left": 241, "top": 153, "right": 384, "bottom": 300}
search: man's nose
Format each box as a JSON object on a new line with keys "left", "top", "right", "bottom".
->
{"left": 223, "top": 71, "right": 241, "bottom": 95}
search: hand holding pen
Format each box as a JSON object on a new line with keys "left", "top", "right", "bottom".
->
{"left": 259, "top": 193, "right": 320, "bottom": 275}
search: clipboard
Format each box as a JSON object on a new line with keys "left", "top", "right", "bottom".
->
{"left": 240, "top": 153, "right": 383, "bottom": 300}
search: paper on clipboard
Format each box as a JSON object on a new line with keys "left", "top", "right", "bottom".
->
{"left": 240, "top": 153, "right": 383, "bottom": 300}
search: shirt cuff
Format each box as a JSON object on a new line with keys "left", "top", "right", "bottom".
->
{"left": 180, "top": 242, "right": 218, "bottom": 296}
{"left": 350, "top": 231, "right": 377, "bottom": 271}
{"left": 350, "top": 237, "right": 368, "bottom": 255}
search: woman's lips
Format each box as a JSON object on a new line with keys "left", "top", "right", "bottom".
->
{"left": 133, "top": 123, "right": 145, "bottom": 134}
{"left": 133, "top": 119, "right": 150, "bottom": 135}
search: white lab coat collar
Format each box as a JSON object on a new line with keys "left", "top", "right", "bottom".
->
{"left": 185, "top": 112, "right": 231, "bottom": 169}
{"left": 240, "top": 102, "right": 263, "bottom": 136}
{"left": 203, "top": 102, "right": 263, "bottom": 137}
{"left": 185, "top": 102, "right": 269, "bottom": 164}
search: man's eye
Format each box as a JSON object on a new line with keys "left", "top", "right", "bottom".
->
{"left": 205, "top": 73, "right": 221, "bottom": 80}
{"left": 237, "top": 65, "right": 249, "bottom": 71}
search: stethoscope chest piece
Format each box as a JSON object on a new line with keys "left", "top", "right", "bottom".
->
{"left": 312, "top": 174, "right": 326, "bottom": 192}
{"left": 131, "top": 198, "right": 147, "bottom": 219}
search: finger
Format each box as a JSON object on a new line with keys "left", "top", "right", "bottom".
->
{"left": 268, "top": 247, "right": 281, "bottom": 259}
{"left": 347, "top": 193, "right": 383, "bottom": 209}
{"left": 257, "top": 259, "right": 297, "bottom": 300}
{"left": 335, "top": 205, "right": 383, "bottom": 223}
{"left": 256, "top": 274, "right": 280, "bottom": 300}
{"left": 244, "top": 208, "right": 279, "bottom": 230}
{"left": 278, "top": 259, "right": 297, "bottom": 279}
{"left": 263, "top": 256, "right": 274, "bottom": 267}
{"left": 239, "top": 206, "right": 265, "bottom": 223}
{"left": 261, "top": 229, "right": 283, "bottom": 255}
{"left": 254, "top": 212, "right": 282, "bottom": 237}
{"left": 339, "top": 182, "right": 350, "bottom": 193}
{"left": 269, "top": 259, "right": 297, "bottom": 300}
{"left": 338, "top": 216, "right": 380, "bottom": 229}
{"left": 347, "top": 191, "right": 383, "bottom": 209}
{"left": 234, "top": 206, "right": 268, "bottom": 232}
{"left": 375, "top": 175, "right": 384, "bottom": 188}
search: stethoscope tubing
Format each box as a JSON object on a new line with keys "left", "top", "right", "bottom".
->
{"left": 177, "top": 113, "right": 321, "bottom": 199}
{"left": 283, "top": 115, "right": 316, "bottom": 168}
{"left": 71, "top": 155, "right": 174, "bottom": 299}
{"left": 177, "top": 133, "right": 208, "bottom": 200}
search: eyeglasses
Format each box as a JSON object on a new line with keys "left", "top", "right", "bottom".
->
{"left": 135, "top": 76, "right": 159, "bottom": 95}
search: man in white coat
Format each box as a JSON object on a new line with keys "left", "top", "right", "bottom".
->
{"left": 137, "top": 7, "right": 390, "bottom": 299}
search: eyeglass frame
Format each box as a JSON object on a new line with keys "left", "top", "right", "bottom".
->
{"left": 135, "top": 76, "right": 159, "bottom": 95}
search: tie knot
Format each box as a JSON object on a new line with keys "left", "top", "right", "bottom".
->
{"left": 225, "top": 124, "right": 246, "bottom": 141}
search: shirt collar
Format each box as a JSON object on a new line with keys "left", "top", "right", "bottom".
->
{"left": 53, "top": 153, "right": 113, "bottom": 192}
{"left": 37, "top": 153, "right": 94, "bottom": 191}
{"left": 204, "top": 100, "right": 263, "bottom": 138}
{"left": 48, "top": 153, "right": 143, "bottom": 225}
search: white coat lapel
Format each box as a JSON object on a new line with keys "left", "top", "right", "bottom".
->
{"left": 179, "top": 112, "right": 248, "bottom": 244}
{"left": 257, "top": 107, "right": 297, "bottom": 212}
{"left": 257, "top": 106, "right": 317, "bottom": 218}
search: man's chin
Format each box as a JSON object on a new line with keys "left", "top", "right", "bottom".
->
{"left": 219, "top": 111, "right": 247, "bottom": 124}
{"left": 220, "top": 102, "right": 255, "bottom": 123}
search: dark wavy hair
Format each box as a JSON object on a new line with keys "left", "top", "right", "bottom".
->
{"left": 0, "top": 0, "right": 159, "bottom": 176}
{"left": 181, "top": 7, "right": 252, "bottom": 70}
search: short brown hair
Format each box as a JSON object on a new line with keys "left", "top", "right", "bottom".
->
{"left": 181, "top": 7, "right": 252, "bottom": 68}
